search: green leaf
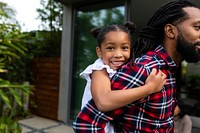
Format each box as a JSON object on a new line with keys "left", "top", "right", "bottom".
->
{"left": 9, "top": 88, "right": 22, "bottom": 107}
{"left": 0, "top": 89, "right": 11, "bottom": 109}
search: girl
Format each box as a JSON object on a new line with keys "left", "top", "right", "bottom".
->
{"left": 74, "top": 22, "right": 166, "bottom": 133}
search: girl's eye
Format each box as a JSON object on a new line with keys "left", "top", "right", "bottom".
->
{"left": 194, "top": 26, "right": 200, "bottom": 30}
{"left": 107, "top": 47, "right": 114, "bottom": 50}
{"left": 122, "top": 46, "right": 130, "bottom": 50}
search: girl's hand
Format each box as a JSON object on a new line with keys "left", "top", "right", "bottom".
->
{"left": 145, "top": 68, "right": 166, "bottom": 94}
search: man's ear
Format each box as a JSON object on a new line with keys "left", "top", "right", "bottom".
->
{"left": 96, "top": 47, "right": 102, "bottom": 58}
{"left": 164, "top": 24, "right": 177, "bottom": 39}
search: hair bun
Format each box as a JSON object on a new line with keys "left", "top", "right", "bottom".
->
{"left": 124, "top": 21, "right": 136, "bottom": 34}
{"left": 90, "top": 27, "right": 102, "bottom": 38}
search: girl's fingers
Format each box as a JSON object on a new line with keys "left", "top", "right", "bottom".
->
{"left": 161, "top": 71, "right": 166, "bottom": 79}
{"left": 151, "top": 68, "right": 157, "bottom": 75}
{"left": 150, "top": 68, "right": 166, "bottom": 80}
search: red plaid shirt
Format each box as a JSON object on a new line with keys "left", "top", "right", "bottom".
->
{"left": 73, "top": 45, "right": 177, "bottom": 133}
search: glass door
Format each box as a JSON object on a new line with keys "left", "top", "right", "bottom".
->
{"left": 70, "top": 4, "right": 125, "bottom": 120}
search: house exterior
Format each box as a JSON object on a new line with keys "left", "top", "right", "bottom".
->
{"left": 53, "top": 0, "right": 200, "bottom": 125}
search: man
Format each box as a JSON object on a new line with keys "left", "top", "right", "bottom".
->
{"left": 109, "top": 0, "right": 200, "bottom": 132}
{"left": 73, "top": 0, "right": 200, "bottom": 132}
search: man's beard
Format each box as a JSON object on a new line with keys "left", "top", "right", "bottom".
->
{"left": 177, "top": 34, "right": 200, "bottom": 63}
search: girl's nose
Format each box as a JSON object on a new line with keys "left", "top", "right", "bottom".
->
{"left": 114, "top": 51, "right": 123, "bottom": 58}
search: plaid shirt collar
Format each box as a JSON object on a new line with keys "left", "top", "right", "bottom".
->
{"left": 154, "top": 45, "right": 176, "bottom": 68}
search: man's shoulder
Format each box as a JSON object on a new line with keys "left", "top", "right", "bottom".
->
{"left": 135, "top": 51, "right": 163, "bottom": 65}
{"left": 119, "top": 52, "right": 162, "bottom": 71}
{"left": 117, "top": 50, "right": 166, "bottom": 75}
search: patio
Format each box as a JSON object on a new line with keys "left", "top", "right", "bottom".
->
{"left": 18, "top": 115, "right": 200, "bottom": 133}
{"left": 19, "top": 115, "right": 73, "bottom": 133}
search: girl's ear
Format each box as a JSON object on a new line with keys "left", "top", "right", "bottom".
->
{"left": 96, "top": 47, "right": 102, "bottom": 58}
{"left": 165, "top": 24, "right": 177, "bottom": 39}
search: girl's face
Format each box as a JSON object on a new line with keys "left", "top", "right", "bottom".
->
{"left": 96, "top": 31, "right": 131, "bottom": 70}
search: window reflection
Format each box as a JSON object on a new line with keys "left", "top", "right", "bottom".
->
{"left": 70, "top": 6, "right": 125, "bottom": 120}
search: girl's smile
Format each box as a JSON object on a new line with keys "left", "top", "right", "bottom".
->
{"left": 96, "top": 31, "right": 131, "bottom": 70}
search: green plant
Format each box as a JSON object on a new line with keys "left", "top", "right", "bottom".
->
{"left": 0, "top": 26, "right": 33, "bottom": 132}
{"left": 0, "top": 2, "right": 33, "bottom": 132}
{"left": 36, "top": 0, "right": 62, "bottom": 57}
{"left": 37, "top": 0, "right": 63, "bottom": 31}
{"left": 0, "top": 79, "right": 32, "bottom": 133}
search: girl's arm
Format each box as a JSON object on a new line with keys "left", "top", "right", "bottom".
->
{"left": 91, "top": 68, "right": 166, "bottom": 112}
